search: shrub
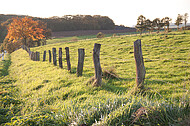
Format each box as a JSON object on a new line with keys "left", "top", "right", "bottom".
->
{"left": 96, "top": 32, "right": 104, "bottom": 38}
{"left": 71, "top": 36, "right": 78, "bottom": 42}
{"left": 1, "top": 38, "right": 22, "bottom": 53}
{"left": 112, "top": 33, "right": 117, "bottom": 37}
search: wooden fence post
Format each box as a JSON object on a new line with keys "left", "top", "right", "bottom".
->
{"left": 32, "top": 52, "right": 35, "bottom": 61}
{"left": 43, "top": 51, "right": 46, "bottom": 61}
{"left": 52, "top": 48, "right": 57, "bottom": 65}
{"left": 77, "top": 48, "right": 85, "bottom": 77}
{"left": 28, "top": 48, "right": 31, "bottom": 56}
{"left": 30, "top": 52, "right": 34, "bottom": 60}
{"left": 59, "top": 48, "right": 63, "bottom": 68}
{"left": 93, "top": 43, "right": 102, "bottom": 86}
{"left": 134, "top": 39, "right": 146, "bottom": 89}
{"left": 65, "top": 47, "right": 71, "bottom": 72}
{"left": 33, "top": 52, "right": 36, "bottom": 61}
{"left": 36, "top": 51, "right": 40, "bottom": 61}
{"left": 49, "top": 50, "right": 51, "bottom": 62}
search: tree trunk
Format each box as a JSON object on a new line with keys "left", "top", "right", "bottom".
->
{"left": 22, "top": 38, "right": 27, "bottom": 46}
{"left": 134, "top": 39, "right": 146, "bottom": 89}
{"left": 77, "top": 49, "right": 85, "bottom": 77}
{"left": 93, "top": 43, "right": 102, "bottom": 86}
{"left": 37, "top": 40, "right": 41, "bottom": 46}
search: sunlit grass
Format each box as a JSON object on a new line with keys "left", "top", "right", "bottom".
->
{"left": 0, "top": 31, "right": 190, "bottom": 125}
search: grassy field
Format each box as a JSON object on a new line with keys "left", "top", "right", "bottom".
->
{"left": 47, "top": 31, "right": 146, "bottom": 45}
{"left": 0, "top": 31, "right": 189, "bottom": 125}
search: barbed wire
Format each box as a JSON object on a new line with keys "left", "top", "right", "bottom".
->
{"left": 144, "top": 44, "right": 190, "bottom": 49}
{"left": 83, "top": 54, "right": 190, "bottom": 64}
{"left": 101, "top": 43, "right": 190, "bottom": 49}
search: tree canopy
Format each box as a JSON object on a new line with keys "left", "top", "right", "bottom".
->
{"left": 6, "top": 17, "right": 45, "bottom": 45}
{"left": 135, "top": 15, "right": 146, "bottom": 35}
{"left": 43, "top": 15, "right": 115, "bottom": 31}
{"left": 175, "top": 14, "right": 183, "bottom": 30}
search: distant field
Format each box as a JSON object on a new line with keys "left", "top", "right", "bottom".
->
{"left": 51, "top": 29, "right": 136, "bottom": 38}
{"left": 0, "top": 31, "right": 189, "bottom": 125}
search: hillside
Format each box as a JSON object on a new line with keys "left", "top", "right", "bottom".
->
{"left": 0, "top": 31, "right": 190, "bottom": 125}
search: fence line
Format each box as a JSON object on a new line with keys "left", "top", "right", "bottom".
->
{"left": 144, "top": 44, "right": 190, "bottom": 49}
{"left": 101, "top": 43, "right": 190, "bottom": 49}
{"left": 21, "top": 44, "right": 189, "bottom": 65}
{"left": 21, "top": 41, "right": 189, "bottom": 88}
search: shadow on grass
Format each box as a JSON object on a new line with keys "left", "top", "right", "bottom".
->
{"left": 0, "top": 56, "right": 21, "bottom": 125}
{"left": 98, "top": 77, "right": 135, "bottom": 94}
{"left": 0, "top": 59, "right": 11, "bottom": 77}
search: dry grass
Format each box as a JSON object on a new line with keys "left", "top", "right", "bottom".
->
{"left": 102, "top": 67, "right": 119, "bottom": 79}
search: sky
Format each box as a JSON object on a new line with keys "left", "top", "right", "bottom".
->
{"left": 1, "top": 0, "right": 190, "bottom": 27}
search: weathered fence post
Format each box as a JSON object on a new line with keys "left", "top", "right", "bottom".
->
{"left": 38, "top": 52, "right": 40, "bottom": 61}
{"left": 52, "top": 48, "right": 57, "bottom": 65}
{"left": 65, "top": 47, "right": 71, "bottom": 72}
{"left": 30, "top": 52, "right": 34, "bottom": 60}
{"left": 134, "top": 39, "right": 146, "bottom": 89}
{"left": 32, "top": 52, "right": 35, "bottom": 61}
{"left": 43, "top": 51, "right": 46, "bottom": 61}
{"left": 93, "top": 43, "right": 102, "bottom": 86}
{"left": 33, "top": 52, "right": 36, "bottom": 61}
{"left": 28, "top": 48, "right": 31, "bottom": 56}
{"left": 77, "top": 49, "right": 85, "bottom": 77}
{"left": 49, "top": 50, "right": 51, "bottom": 62}
{"left": 36, "top": 51, "right": 40, "bottom": 61}
{"left": 59, "top": 48, "right": 63, "bottom": 68}
{"left": 36, "top": 52, "right": 38, "bottom": 61}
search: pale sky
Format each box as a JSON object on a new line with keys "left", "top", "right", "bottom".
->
{"left": 1, "top": 0, "right": 190, "bottom": 27}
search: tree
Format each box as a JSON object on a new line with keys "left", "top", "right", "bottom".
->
{"left": 153, "top": 18, "right": 160, "bottom": 33}
{"left": 162, "top": 17, "right": 172, "bottom": 32}
{"left": 144, "top": 19, "right": 152, "bottom": 34}
{"left": 5, "top": 17, "right": 45, "bottom": 46}
{"left": 184, "top": 13, "right": 188, "bottom": 30}
{"left": 35, "top": 20, "right": 51, "bottom": 46}
{"left": 153, "top": 18, "right": 165, "bottom": 33}
{"left": 175, "top": 14, "right": 183, "bottom": 30}
{"left": 136, "top": 15, "right": 146, "bottom": 35}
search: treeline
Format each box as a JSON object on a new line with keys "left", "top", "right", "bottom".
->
{"left": 135, "top": 13, "right": 189, "bottom": 34}
{"left": 43, "top": 15, "right": 115, "bottom": 31}
{"left": 0, "top": 14, "right": 115, "bottom": 31}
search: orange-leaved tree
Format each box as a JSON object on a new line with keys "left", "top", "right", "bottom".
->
{"left": 6, "top": 17, "right": 45, "bottom": 46}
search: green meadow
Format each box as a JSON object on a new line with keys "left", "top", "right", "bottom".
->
{"left": 0, "top": 31, "right": 189, "bottom": 125}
